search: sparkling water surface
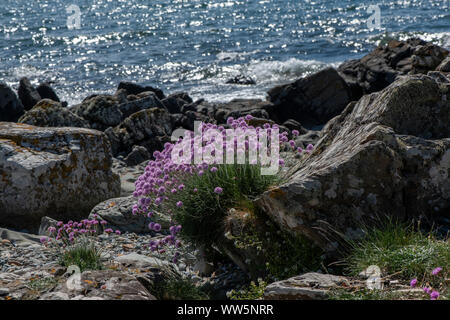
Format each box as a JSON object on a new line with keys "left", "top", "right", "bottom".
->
{"left": 0, "top": 0, "right": 449, "bottom": 105}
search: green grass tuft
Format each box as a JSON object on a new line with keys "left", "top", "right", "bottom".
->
{"left": 170, "top": 163, "right": 278, "bottom": 247}
{"left": 59, "top": 240, "right": 103, "bottom": 272}
{"left": 344, "top": 221, "right": 449, "bottom": 282}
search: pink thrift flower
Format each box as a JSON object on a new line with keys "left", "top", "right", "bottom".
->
{"left": 410, "top": 278, "right": 417, "bottom": 288}
{"left": 430, "top": 291, "right": 440, "bottom": 300}
{"left": 214, "top": 187, "right": 223, "bottom": 194}
{"left": 432, "top": 267, "right": 442, "bottom": 275}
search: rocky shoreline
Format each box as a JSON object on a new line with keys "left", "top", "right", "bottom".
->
{"left": 1, "top": 38, "right": 449, "bottom": 300}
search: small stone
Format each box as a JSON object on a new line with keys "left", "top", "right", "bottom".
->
{"left": 0, "top": 288, "right": 9, "bottom": 296}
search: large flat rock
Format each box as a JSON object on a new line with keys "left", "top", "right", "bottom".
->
{"left": 257, "top": 75, "right": 450, "bottom": 254}
{"left": 0, "top": 122, "right": 120, "bottom": 231}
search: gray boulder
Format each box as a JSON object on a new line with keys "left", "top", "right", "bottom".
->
{"left": 36, "top": 83, "right": 60, "bottom": 102}
{"left": 72, "top": 92, "right": 127, "bottom": 130}
{"left": 117, "top": 81, "right": 165, "bottom": 100}
{"left": 18, "top": 99, "right": 89, "bottom": 128}
{"left": 0, "top": 82, "right": 24, "bottom": 122}
{"left": 72, "top": 91, "right": 166, "bottom": 131}
{"left": 40, "top": 270, "right": 156, "bottom": 300}
{"left": 88, "top": 196, "right": 171, "bottom": 234}
{"left": 257, "top": 75, "right": 449, "bottom": 255}
{"left": 0, "top": 122, "right": 120, "bottom": 231}
{"left": 436, "top": 56, "right": 450, "bottom": 72}
{"left": 338, "top": 38, "right": 449, "bottom": 97}
{"left": 123, "top": 145, "right": 150, "bottom": 166}
{"left": 264, "top": 273, "right": 350, "bottom": 300}
{"left": 213, "top": 99, "right": 274, "bottom": 124}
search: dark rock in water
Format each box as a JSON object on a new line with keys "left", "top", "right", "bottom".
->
{"left": 268, "top": 68, "right": 353, "bottom": 126}
{"left": 0, "top": 82, "right": 24, "bottom": 122}
{"left": 338, "top": 38, "right": 449, "bottom": 97}
{"left": 226, "top": 75, "right": 256, "bottom": 85}
{"left": 0, "top": 122, "right": 120, "bottom": 231}
{"left": 117, "top": 81, "right": 165, "bottom": 100}
{"left": 36, "top": 83, "right": 60, "bottom": 102}
{"left": 124, "top": 145, "right": 151, "bottom": 166}
{"left": 107, "top": 108, "right": 173, "bottom": 157}
{"left": 436, "top": 57, "right": 450, "bottom": 72}
{"left": 257, "top": 75, "right": 450, "bottom": 256}
{"left": 18, "top": 99, "right": 89, "bottom": 128}
{"left": 17, "top": 77, "right": 41, "bottom": 110}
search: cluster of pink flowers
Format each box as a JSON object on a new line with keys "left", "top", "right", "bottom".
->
{"left": 40, "top": 214, "right": 120, "bottom": 246}
{"left": 410, "top": 267, "right": 444, "bottom": 300}
{"left": 133, "top": 115, "right": 312, "bottom": 216}
{"left": 132, "top": 115, "right": 314, "bottom": 261}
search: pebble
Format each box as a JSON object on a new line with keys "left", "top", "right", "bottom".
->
{"left": 0, "top": 288, "right": 9, "bottom": 296}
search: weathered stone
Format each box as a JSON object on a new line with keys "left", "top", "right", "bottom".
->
{"left": 264, "top": 273, "right": 350, "bottom": 300}
{"left": 0, "top": 228, "right": 42, "bottom": 244}
{"left": 0, "top": 122, "right": 120, "bottom": 231}
{"left": 38, "top": 216, "right": 58, "bottom": 236}
{"left": 18, "top": 99, "right": 89, "bottom": 128}
{"left": 72, "top": 93, "right": 127, "bottom": 130}
{"left": 257, "top": 75, "right": 450, "bottom": 254}
{"left": 118, "top": 91, "right": 166, "bottom": 119}
{"left": 338, "top": 38, "right": 449, "bottom": 97}
{"left": 0, "top": 82, "right": 24, "bottom": 122}
{"left": 114, "top": 253, "right": 180, "bottom": 297}
{"left": 268, "top": 68, "right": 353, "bottom": 126}
{"left": 436, "top": 57, "right": 450, "bottom": 72}
{"left": 41, "top": 270, "right": 155, "bottom": 300}
{"left": 72, "top": 91, "right": 166, "bottom": 132}
{"left": 123, "top": 145, "right": 150, "bottom": 166}
{"left": 109, "top": 108, "right": 173, "bottom": 157}
{"left": 226, "top": 75, "right": 256, "bottom": 85}
{"left": 17, "top": 77, "right": 41, "bottom": 111}
{"left": 88, "top": 196, "right": 171, "bottom": 233}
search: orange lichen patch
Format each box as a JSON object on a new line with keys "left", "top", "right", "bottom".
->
{"left": 108, "top": 201, "right": 117, "bottom": 208}
{"left": 268, "top": 187, "right": 286, "bottom": 200}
